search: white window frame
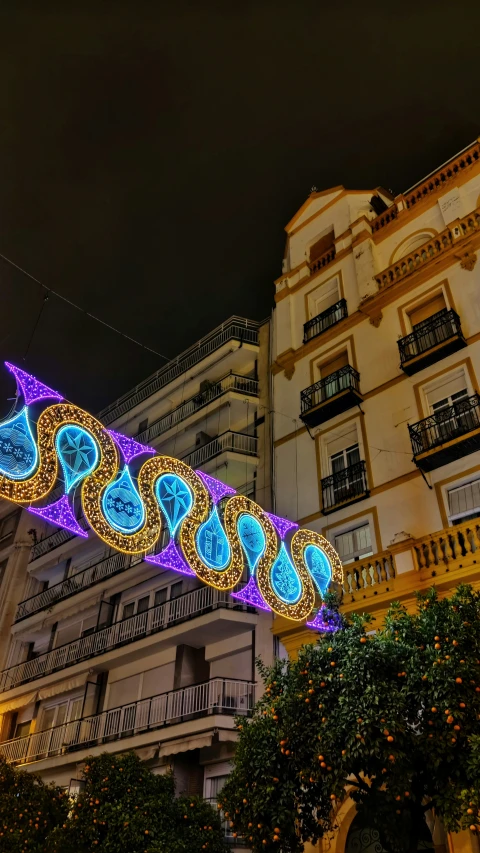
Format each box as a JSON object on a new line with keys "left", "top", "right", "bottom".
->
{"left": 334, "top": 523, "right": 373, "bottom": 565}
{"left": 420, "top": 366, "right": 473, "bottom": 418}
{"left": 320, "top": 418, "right": 363, "bottom": 476}
{"left": 400, "top": 285, "right": 450, "bottom": 336}
{"left": 306, "top": 275, "right": 341, "bottom": 321}
{"left": 40, "top": 694, "right": 84, "bottom": 730}
{"left": 121, "top": 579, "right": 184, "bottom": 620}
{"left": 445, "top": 476, "right": 480, "bottom": 524}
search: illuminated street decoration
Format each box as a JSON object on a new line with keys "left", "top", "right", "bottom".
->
{"left": 0, "top": 408, "right": 38, "bottom": 480}
{"left": 56, "top": 425, "right": 99, "bottom": 492}
{"left": 28, "top": 494, "right": 88, "bottom": 538}
{"left": 306, "top": 604, "right": 342, "bottom": 633}
{"left": 102, "top": 466, "right": 145, "bottom": 534}
{"left": 196, "top": 470, "right": 236, "bottom": 504}
{"left": 107, "top": 429, "right": 155, "bottom": 464}
{"left": 156, "top": 474, "right": 193, "bottom": 536}
{"left": 0, "top": 362, "right": 343, "bottom": 624}
{"left": 5, "top": 362, "right": 63, "bottom": 406}
{"left": 145, "top": 540, "right": 196, "bottom": 576}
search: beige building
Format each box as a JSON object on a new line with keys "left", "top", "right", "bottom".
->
{"left": 0, "top": 316, "right": 274, "bottom": 837}
{"left": 271, "top": 139, "right": 480, "bottom": 853}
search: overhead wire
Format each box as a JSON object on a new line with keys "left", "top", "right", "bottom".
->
{"left": 0, "top": 250, "right": 171, "bottom": 364}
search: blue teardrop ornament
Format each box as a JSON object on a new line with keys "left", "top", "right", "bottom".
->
{"left": 56, "top": 425, "right": 99, "bottom": 492}
{"left": 155, "top": 473, "right": 193, "bottom": 536}
{"left": 102, "top": 466, "right": 145, "bottom": 534}
{"left": 237, "top": 514, "right": 266, "bottom": 575}
{"left": 195, "top": 506, "right": 231, "bottom": 570}
{"left": 0, "top": 407, "right": 38, "bottom": 480}
{"left": 304, "top": 544, "right": 332, "bottom": 597}
{"left": 270, "top": 542, "right": 302, "bottom": 604}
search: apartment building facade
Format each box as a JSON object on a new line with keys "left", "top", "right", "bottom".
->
{"left": 271, "top": 140, "right": 480, "bottom": 853}
{"left": 0, "top": 316, "right": 274, "bottom": 829}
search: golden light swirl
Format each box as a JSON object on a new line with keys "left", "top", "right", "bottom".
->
{"left": 291, "top": 528, "right": 343, "bottom": 586}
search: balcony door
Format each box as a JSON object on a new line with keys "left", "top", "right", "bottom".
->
{"left": 330, "top": 444, "right": 361, "bottom": 503}
{"left": 407, "top": 293, "right": 447, "bottom": 357}
{"left": 319, "top": 351, "right": 348, "bottom": 401}
{"left": 431, "top": 388, "right": 471, "bottom": 442}
{"left": 39, "top": 696, "right": 83, "bottom": 753}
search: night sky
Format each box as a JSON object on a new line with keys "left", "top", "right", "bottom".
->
{"left": 1, "top": 2, "right": 479, "bottom": 412}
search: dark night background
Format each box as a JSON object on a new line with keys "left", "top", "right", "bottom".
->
{"left": 0, "top": 2, "right": 479, "bottom": 412}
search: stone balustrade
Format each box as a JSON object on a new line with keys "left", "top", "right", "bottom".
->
{"left": 413, "top": 517, "right": 480, "bottom": 571}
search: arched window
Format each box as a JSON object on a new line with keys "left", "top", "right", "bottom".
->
{"left": 390, "top": 231, "right": 437, "bottom": 265}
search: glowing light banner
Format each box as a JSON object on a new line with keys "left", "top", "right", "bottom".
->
{"left": 0, "top": 362, "right": 343, "bottom": 626}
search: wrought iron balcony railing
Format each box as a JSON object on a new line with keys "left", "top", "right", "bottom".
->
{"left": 0, "top": 586, "right": 253, "bottom": 693}
{"left": 321, "top": 460, "right": 368, "bottom": 514}
{"left": 136, "top": 374, "right": 258, "bottom": 444}
{"left": 303, "top": 299, "right": 348, "bottom": 344}
{"left": 398, "top": 309, "right": 465, "bottom": 371}
{"left": 182, "top": 431, "right": 258, "bottom": 470}
{"left": 98, "top": 317, "right": 261, "bottom": 425}
{"left": 300, "top": 365, "right": 361, "bottom": 417}
{"left": 0, "top": 677, "right": 254, "bottom": 766}
{"left": 408, "top": 394, "right": 480, "bottom": 467}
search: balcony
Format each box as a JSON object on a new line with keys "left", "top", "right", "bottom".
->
{"left": 374, "top": 206, "right": 480, "bottom": 291}
{"left": 16, "top": 551, "right": 146, "bottom": 622}
{"left": 308, "top": 245, "right": 336, "bottom": 275}
{"left": 98, "top": 317, "right": 261, "bottom": 425}
{"left": 398, "top": 310, "right": 466, "bottom": 375}
{"left": 321, "top": 460, "right": 368, "bottom": 514}
{"left": 0, "top": 677, "right": 254, "bottom": 766}
{"left": 300, "top": 366, "right": 362, "bottom": 428}
{"left": 303, "top": 299, "right": 348, "bottom": 344}
{"left": 182, "top": 431, "right": 258, "bottom": 470}
{"left": 0, "top": 587, "right": 255, "bottom": 694}
{"left": 136, "top": 374, "right": 258, "bottom": 445}
{"left": 409, "top": 394, "right": 480, "bottom": 472}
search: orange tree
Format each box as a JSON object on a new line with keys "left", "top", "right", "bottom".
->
{"left": 50, "top": 750, "right": 227, "bottom": 853}
{"left": 220, "top": 586, "right": 480, "bottom": 853}
{"left": 0, "top": 754, "right": 68, "bottom": 852}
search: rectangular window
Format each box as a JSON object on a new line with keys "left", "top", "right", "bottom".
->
{"left": 137, "top": 596, "right": 150, "bottom": 614}
{"left": 122, "top": 602, "right": 135, "bottom": 620}
{"left": 308, "top": 277, "right": 340, "bottom": 320}
{"left": 15, "top": 720, "right": 32, "bottom": 739}
{"left": 320, "top": 350, "right": 348, "bottom": 379}
{"left": 334, "top": 524, "right": 372, "bottom": 564}
{"left": 408, "top": 293, "right": 446, "bottom": 329}
{"left": 448, "top": 478, "right": 480, "bottom": 523}
{"left": 154, "top": 588, "right": 168, "bottom": 608}
{"left": 170, "top": 581, "right": 183, "bottom": 600}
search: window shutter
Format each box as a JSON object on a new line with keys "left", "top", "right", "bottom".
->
{"left": 425, "top": 370, "right": 468, "bottom": 407}
{"left": 448, "top": 479, "right": 480, "bottom": 521}
{"left": 334, "top": 525, "right": 372, "bottom": 563}
{"left": 326, "top": 425, "right": 358, "bottom": 458}
{"left": 408, "top": 293, "right": 446, "bottom": 327}
{"left": 320, "top": 351, "right": 348, "bottom": 378}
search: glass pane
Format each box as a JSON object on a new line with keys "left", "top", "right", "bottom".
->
{"left": 41, "top": 707, "right": 56, "bottom": 730}
{"left": 331, "top": 452, "right": 345, "bottom": 474}
{"left": 69, "top": 698, "right": 83, "bottom": 721}
{"left": 170, "top": 581, "right": 183, "bottom": 600}
{"left": 137, "top": 597, "right": 150, "bottom": 614}
{"left": 123, "top": 602, "right": 135, "bottom": 620}
{"left": 154, "top": 588, "right": 168, "bottom": 607}
{"left": 346, "top": 444, "right": 360, "bottom": 466}
{"left": 56, "top": 703, "right": 68, "bottom": 726}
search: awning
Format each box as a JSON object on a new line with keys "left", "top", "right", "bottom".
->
{"left": 158, "top": 733, "right": 213, "bottom": 757}
{"left": 0, "top": 691, "right": 38, "bottom": 715}
{"left": 38, "top": 673, "right": 90, "bottom": 701}
{"left": 134, "top": 746, "right": 157, "bottom": 761}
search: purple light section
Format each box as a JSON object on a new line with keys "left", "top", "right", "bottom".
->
{"left": 306, "top": 605, "right": 341, "bottom": 633}
{"left": 266, "top": 513, "right": 298, "bottom": 540}
{"left": 107, "top": 429, "right": 155, "bottom": 464}
{"left": 28, "top": 495, "right": 88, "bottom": 538}
{"left": 5, "top": 362, "right": 63, "bottom": 406}
{"left": 145, "top": 539, "right": 196, "bottom": 576}
{"left": 230, "top": 576, "right": 272, "bottom": 611}
{"left": 196, "top": 470, "right": 236, "bottom": 504}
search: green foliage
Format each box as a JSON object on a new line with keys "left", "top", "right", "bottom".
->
{"left": 220, "top": 586, "right": 480, "bottom": 853}
{"left": 0, "top": 754, "right": 68, "bottom": 852}
{"left": 50, "top": 750, "right": 227, "bottom": 853}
